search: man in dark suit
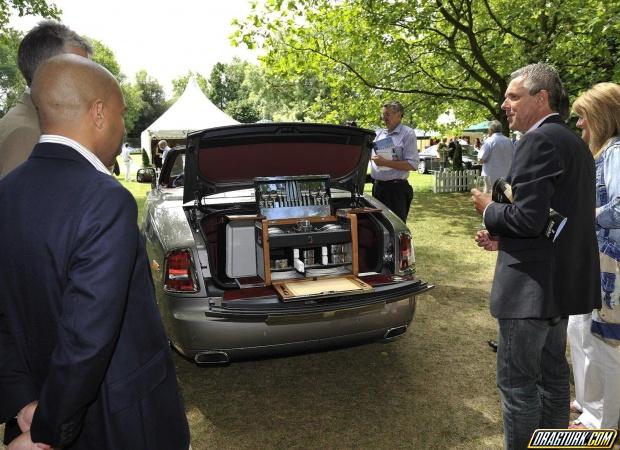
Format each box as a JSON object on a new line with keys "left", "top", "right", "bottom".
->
{"left": 472, "top": 63, "right": 600, "bottom": 449}
{"left": 0, "top": 55, "right": 190, "bottom": 449}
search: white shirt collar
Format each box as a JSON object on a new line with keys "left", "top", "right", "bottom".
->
{"left": 527, "top": 113, "right": 560, "bottom": 134}
{"left": 39, "top": 135, "right": 111, "bottom": 175}
{"left": 386, "top": 123, "right": 403, "bottom": 134}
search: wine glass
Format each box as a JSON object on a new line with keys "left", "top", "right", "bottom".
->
{"left": 474, "top": 175, "right": 488, "bottom": 231}
{"left": 475, "top": 174, "right": 488, "bottom": 194}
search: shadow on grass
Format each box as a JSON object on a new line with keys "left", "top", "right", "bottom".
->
{"left": 174, "top": 283, "right": 501, "bottom": 450}
{"left": 409, "top": 190, "right": 481, "bottom": 236}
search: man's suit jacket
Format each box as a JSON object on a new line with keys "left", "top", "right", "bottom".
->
{"left": 0, "top": 92, "right": 40, "bottom": 178}
{"left": 0, "top": 143, "right": 190, "bottom": 449}
{"left": 485, "top": 115, "right": 601, "bottom": 319}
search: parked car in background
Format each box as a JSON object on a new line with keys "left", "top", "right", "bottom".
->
{"left": 138, "top": 123, "right": 433, "bottom": 364}
{"left": 417, "top": 141, "right": 482, "bottom": 174}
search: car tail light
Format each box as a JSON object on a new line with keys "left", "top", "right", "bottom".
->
{"left": 398, "top": 232, "right": 415, "bottom": 272}
{"left": 164, "top": 249, "right": 198, "bottom": 292}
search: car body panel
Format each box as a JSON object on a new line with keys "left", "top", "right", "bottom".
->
{"left": 417, "top": 142, "right": 482, "bottom": 173}
{"left": 169, "top": 295, "right": 418, "bottom": 360}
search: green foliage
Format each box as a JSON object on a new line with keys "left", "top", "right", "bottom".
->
{"left": 225, "top": 98, "right": 260, "bottom": 123}
{"left": 90, "top": 38, "right": 144, "bottom": 134}
{"left": 233, "top": 0, "right": 620, "bottom": 130}
{"left": 129, "top": 70, "right": 167, "bottom": 137}
{"left": 0, "top": 28, "right": 24, "bottom": 116}
{"left": 141, "top": 147, "right": 150, "bottom": 167}
{"left": 208, "top": 58, "right": 247, "bottom": 110}
{"left": 206, "top": 58, "right": 261, "bottom": 123}
{"left": 120, "top": 82, "right": 144, "bottom": 136}
{"left": 171, "top": 71, "right": 209, "bottom": 99}
{"left": 0, "top": 0, "right": 60, "bottom": 33}
{"left": 90, "top": 39, "right": 122, "bottom": 80}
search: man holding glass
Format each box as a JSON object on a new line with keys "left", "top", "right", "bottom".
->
{"left": 471, "top": 63, "right": 600, "bottom": 449}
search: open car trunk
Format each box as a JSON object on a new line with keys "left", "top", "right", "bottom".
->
{"left": 185, "top": 123, "right": 428, "bottom": 307}
{"left": 199, "top": 194, "right": 387, "bottom": 299}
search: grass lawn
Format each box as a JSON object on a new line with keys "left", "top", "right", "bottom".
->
{"left": 113, "top": 154, "right": 152, "bottom": 220}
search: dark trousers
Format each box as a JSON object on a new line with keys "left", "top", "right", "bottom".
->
{"left": 497, "top": 318, "right": 569, "bottom": 450}
{"left": 372, "top": 179, "right": 413, "bottom": 223}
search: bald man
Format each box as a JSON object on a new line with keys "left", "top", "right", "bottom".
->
{"left": 0, "top": 55, "right": 190, "bottom": 449}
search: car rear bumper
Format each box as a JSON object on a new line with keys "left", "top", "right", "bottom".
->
{"left": 166, "top": 280, "right": 432, "bottom": 362}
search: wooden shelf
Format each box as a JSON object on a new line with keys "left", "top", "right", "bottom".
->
{"left": 256, "top": 213, "right": 361, "bottom": 287}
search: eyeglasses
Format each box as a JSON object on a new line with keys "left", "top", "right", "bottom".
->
{"left": 381, "top": 111, "right": 400, "bottom": 119}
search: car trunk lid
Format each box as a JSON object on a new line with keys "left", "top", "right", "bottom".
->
{"left": 183, "top": 123, "right": 375, "bottom": 204}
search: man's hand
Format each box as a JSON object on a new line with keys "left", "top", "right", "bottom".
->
{"left": 471, "top": 188, "right": 492, "bottom": 215}
{"left": 7, "top": 432, "right": 51, "bottom": 450}
{"left": 17, "top": 401, "right": 38, "bottom": 432}
{"left": 371, "top": 154, "right": 413, "bottom": 171}
{"left": 371, "top": 154, "right": 388, "bottom": 167}
{"left": 475, "top": 229, "right": 498, "bottom": 251}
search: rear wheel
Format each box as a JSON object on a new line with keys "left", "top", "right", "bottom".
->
{"left": 417, "top": 160, "right": 427, "bottom": 174}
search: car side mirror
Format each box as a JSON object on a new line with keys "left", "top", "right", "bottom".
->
{"left": 137, "top": 168, "right": 156, "bottom": 188}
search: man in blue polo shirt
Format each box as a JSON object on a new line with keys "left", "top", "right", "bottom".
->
{"left": 371, "top": 101, "right": 418, "bottom": 222}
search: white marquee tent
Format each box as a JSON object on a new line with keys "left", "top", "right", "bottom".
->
{"left": 140, "top": 77, "right": 238, "bottom": 159}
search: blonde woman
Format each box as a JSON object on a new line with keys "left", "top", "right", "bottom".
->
{"left": 570, "top": 82, "right": 620, "bottom": 429}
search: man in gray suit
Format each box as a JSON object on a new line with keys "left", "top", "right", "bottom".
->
{"left": 472, "top": 64, "right": 600, "bottom": 449}
{"left": 0, "top": 21, "right": 91, "bottom": 178}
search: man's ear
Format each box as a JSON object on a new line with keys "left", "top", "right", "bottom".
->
{"left": 538, "top": 90, "right": 550, "bottom": 105}
{"left": 90, "top": 100, "right": 105, "bottom": 129}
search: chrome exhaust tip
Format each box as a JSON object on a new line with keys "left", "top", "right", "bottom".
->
{"left": 383, "top": 325, "right": 408, "bottom": 340}
{"left": 194, "top": 351, "right": 230, "bottom": 365}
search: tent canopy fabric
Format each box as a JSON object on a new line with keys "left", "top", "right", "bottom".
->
{"left": 140, "top": 78, "right": 238, "bottom": 156}
{"left": 463, "top": 120, "right": 491, "bottom": 132}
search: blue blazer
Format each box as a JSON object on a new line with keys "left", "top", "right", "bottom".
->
{"left": 0, "top": 143, "right": 190, "bottom": 449}
{"left": 484, "top": 115, "right": 601, "bottom": 318}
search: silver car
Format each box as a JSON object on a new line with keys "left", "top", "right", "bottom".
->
{"left": 417, "top": 142, "right": 482, "bottom": 174}
{"left": 139, "top": 123, "right": 432, "bottom": 364}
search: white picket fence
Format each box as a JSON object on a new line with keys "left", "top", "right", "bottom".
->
{"left": 432, "top": 170, "right": 485, "bottom": 193}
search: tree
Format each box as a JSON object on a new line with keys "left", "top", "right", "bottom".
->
{"left": 130, "top": 70, "right": 167, "bottom": 138}
{"left": 0, "top": 0, "right": 60, "bottom": 33}
{"left": 171, "top": 71, "right": 209, "bottom": 99}
{"left": 0, "top": 28, "right": 24, "bottom": 116}
{"left": 206, "top": 58, "right": 260, "bottom": 123}
{"left": 120, "top": 82, "right": 144, "bottom": 137}
{"left": 241, "top": 62, "right": 335, "bottom": 122}
{"left": 233, "top": 0, "right": 620, "bottom": 131}
{"left": 208, "top": 60, "right": 245, "bottom": 110}
{"left": 90, "top": 38, "right": 122, "bottom": 80}
{"left": 90, "top": 38, "right": 143, "bottom": 134}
